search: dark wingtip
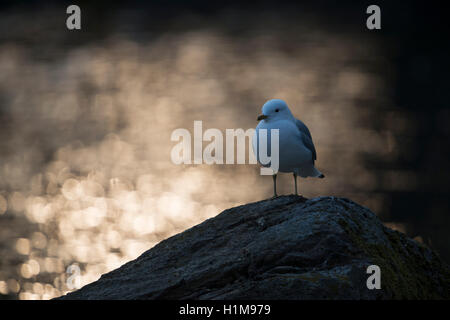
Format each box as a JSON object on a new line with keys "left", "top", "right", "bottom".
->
{"left": 319, "top": 174, "right": 325, "bottom": 179}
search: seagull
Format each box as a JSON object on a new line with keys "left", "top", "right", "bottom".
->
{"left": 252, "top": 99, "right": 324, "bottom": 197}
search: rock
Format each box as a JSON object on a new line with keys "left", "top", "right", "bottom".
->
{"left": 57, "top": 195, "right": 450, "bottom": 300}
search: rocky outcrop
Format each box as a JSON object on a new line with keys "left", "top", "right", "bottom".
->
{"left": 57, "top": 195, "right": 450, "bottom": 299}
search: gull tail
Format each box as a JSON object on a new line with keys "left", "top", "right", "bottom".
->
{"left": 313, "top": 167, "right": 325, "bottom": 179}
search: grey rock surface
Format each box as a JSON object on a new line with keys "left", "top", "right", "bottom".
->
{"left": 57, "top": 195, "right": 450, "bottom": 299}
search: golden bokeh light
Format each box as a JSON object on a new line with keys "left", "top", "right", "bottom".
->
{"left": 0, "top": 194, "right": 7, "bottom": 215}
{"left": 16, "top": 238, "right": 31, "bottom": 255}
{"left": 7, "top": 279, "right": 20, "bottom": 293}
{"left": 0, "top": 281, "right": 8, "bottom": 295}
{"left": 20, "top": 260, "right": 40, "bottom": 279}
{"left": 31, "top": 232, "right": 47, "bottom": 250}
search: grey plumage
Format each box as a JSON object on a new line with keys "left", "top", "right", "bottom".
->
{"left": 295, "top": 118, "right": 317, "bottom": 162}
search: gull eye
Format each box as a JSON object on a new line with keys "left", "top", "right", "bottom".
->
{"left": 275, "top": 109, "right": 279, "bottom": 112}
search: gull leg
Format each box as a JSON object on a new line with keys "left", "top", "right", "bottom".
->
{"left": 272, "top": 174, "right": 278, "bottom": 198}
{"left": 293, "top": 173, "right": 298, "bottom": 196}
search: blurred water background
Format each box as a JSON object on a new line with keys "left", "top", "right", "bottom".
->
{"left": 0, "top": 0, "right": 449, "bottom": 299}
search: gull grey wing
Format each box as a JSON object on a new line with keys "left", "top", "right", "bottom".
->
{"left": 295, "top": 118, "right": 317, "bottom": 161}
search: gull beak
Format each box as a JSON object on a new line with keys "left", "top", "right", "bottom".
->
{"left": 257, "top": 114, "right": 268, "bottom": 121}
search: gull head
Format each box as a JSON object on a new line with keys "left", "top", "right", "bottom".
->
{"left": 257, "top": 99, "right": 294, "bottom": 122}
